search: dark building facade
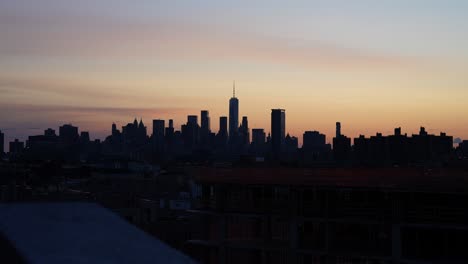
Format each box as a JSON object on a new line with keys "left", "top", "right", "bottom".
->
{"left": 153, "top": 119, "right": 165, "bottom": 155}
{"left": 271, "top": 109, "right": 286, "bottom": 159}
{"left": 229, "top": 88, "right": 239, "bottom": 140}
{"left": 186, "top": 167, "right": 468, "bottom": 264}
{"left": 9, "top": 139, "right": 24, "bottom": 154}
{"left": 59, "top": 124, "right": 79, "bottom": 144}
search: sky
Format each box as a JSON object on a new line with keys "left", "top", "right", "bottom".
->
{"left": 1, "top": 0, "right": 468, "bottom": 145}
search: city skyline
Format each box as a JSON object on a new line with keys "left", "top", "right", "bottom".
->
{"left": 1, "top": 1, "right": 468, "bottom": 145}
{"left": 0, "top": 86, "right": 463, "bottom": 146}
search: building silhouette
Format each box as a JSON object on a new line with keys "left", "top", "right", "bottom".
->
{"left": 239, "top": 116, "right": 250, "bottom": 147}
{"left": 59, "top": 124, "right": 79, "bottom": 144}
{"left": 216, "top": 116, "right": 228, "bottom": 150}
{"left": 333, "top": 122, "right": 351, "bottom": 163}
{"left": 200, "top": 110, "right": 211, "bottom": 146}
{"left": 271, "top": 109, "right": 286, "bottom": 160}
{"left": 9, "top": 139, "right": 24, "bottom": 154}
{"left": 229, "top": 83, "right": 239, "bottom": 141}
{"left": 152, "top": 119, "right": 165, "bottom": 156}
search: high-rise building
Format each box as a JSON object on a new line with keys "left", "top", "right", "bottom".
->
{"left": 200, "top": 111, "right": 211, "bottom": 145}
{"left": 252, "top": 129, "right": 266, "bottom": 145}
{"left": 153, "top": 119, "right": 165, "bottom": 154}
{"left": 303, "top": 131, "right": 326, "bottom": 150}
{"left": 333, "top": 122, "right": 351, "bottom": 163}
{"left": 201, "top": 111, "right": 210, "bottom": 133}
{"left": 239, "top": 116, "right": 250, "bottom": 145}
{"left": 0, "top": 130, "right": 4, "bottom": 154}
{"left": 112, "top": 123, "right": 119, "bottom": 137}
{"left": 59, "top": 124, "right": 79, "bottom": 144}
{"left": 44, "top": 128, "right": 56, "bottom": 137}
{"left": 229, "top": 82, "right": 239, "bottom": 139}
{"left": 216, "top": 116, "right": 228, "bottom": 148}
{"left": 219, "top": 116, "right": 228, "bottom": 136}
{"left": 165, "top": 119, "right": 174, "bottom": 141}
{"left": 80, "top": 132, "right": 90, "bottom": 143}
{"left": 9, "top": 139, "right": 24, "bottom": 154}
{"left": 271, "top": 109, "right": 286, "bottom": 158}
{"left": 336, "top": 122, "right": 341, "bottom": 138}
{"left": 188, "top": 115, "right": 198, "bottom": 126}
{"left": 153, "top": 120, "right": 165, "bottom": 139}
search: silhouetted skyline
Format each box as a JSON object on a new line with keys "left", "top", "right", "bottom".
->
{"left": 2, "top": 1, "right": 468, "bottom": 146}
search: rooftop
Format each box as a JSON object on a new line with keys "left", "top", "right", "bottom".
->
{"left": 0, "top": 203, "right": 196, "bottom": 264}
{"left": 193, "top": 167, "right": 468, "bottom": 193}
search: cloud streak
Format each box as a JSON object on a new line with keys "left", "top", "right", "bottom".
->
{"left": 0, "top": 13, "right": 420, "bottom": 69}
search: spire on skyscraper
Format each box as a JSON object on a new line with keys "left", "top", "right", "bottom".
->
{"left": 233, "top": 80, "right": 236, "bottom": 98}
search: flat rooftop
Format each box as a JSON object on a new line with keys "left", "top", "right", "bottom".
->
{"left": 193, "top": 167, "right": 468, "bottom": 193}
{"left": 0, "top": 203, "right": 196, "bottom": 264}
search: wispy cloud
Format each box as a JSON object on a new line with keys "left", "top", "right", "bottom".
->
{"left": 0, "top": 12, "right": 420, "bottom": 69}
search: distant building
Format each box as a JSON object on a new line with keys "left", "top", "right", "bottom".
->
{"left": 303, "top": 131, "right": 326, "bottom": 150}
{"left": 59, "top": 124, "right": 79, "bottom": 144}
{"left": 239, "top": 116, "right": 250, "bottom": 146}
{"left": 153, "top": 119, "right": 165, "bottom": 155}
{"left": 200, "top": 111, "right": 211, "bottom": 145}
{"left": 252, "top": 129, "right": 265, "bottom": 146}
{"left": 216, "top": 116, "right": 228, "bottom": 150}
{"left": 44, "top": 128, "right": 56, "bottom": 137}
{"left": 271, "top": 109, "right": 286, "bottom": 159}
{"left": 9, "top": 139, "right": 24, "bottom": 154}
{"left": 333, "top": 122, "right": 351, "bottom": 163}
{"left": 229, "top": 83, "right": 239, "bottom": 140}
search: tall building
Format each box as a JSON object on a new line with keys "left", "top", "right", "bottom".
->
{"left": 183, "top": 115, "right": 199, "bottom": 148}
{"left": 252, "top": 129, "right": 265, "bottom": 145}
{"left": 201, "top": 111, "right": 210, "bottom": 133}
{"left": 187, "top": 115, "right": 198, "bottom": 126}
{"left": 271, "top": 109, "right": 286, "bottom": 158}
{"left": 219, "top": 116, "right": 228, "bottom": 136}
{"left": 216, "top": 116, "right": 228, "bottom": 148}
{"left": 239, "top": 116, "right": 250, "bottom": 145}
{"left": 303, "top": 131, "right": 326, "bottom": 150}
{"left": 9, "top": 139, "right": 24, "bottom": 154}
{"left": 229, "top": 82, "right": 239, "bottom": 139}
{"left": 59, "top": 124, "right": 79, "bottom": 144}
{"left": 80, "top": 132, "right": 90, "bottom": 143}
{"left": 112, "top": 123, "right": 119, "bottom": 137}
{"left": 44, "top": 128, "right": 56, "bottom": 137}
{"left": 0, "top": 130, "right": 4, "bottom": 154}
{"left": 200, "top": 111, "right": 211, "bottom": 145}
{"left": 153, "top": 119, "right": 165, "bottom": 154}
{"left": 333, "top": 122, "right": 351, "bottom": 163}
{"left": 336, "top": 122, "right": 341, "bottom": 138}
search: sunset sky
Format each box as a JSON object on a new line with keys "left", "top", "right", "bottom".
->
{"left": 1, "top": 0, "right": 468, "bottom": 145}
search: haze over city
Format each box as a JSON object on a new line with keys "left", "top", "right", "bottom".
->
{"left": 1, "top": 0, "right": 468, "bottom": 144}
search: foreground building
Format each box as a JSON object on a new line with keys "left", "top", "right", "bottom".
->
{"left": 186, "top": 167, "right": 468, "bottom": 264}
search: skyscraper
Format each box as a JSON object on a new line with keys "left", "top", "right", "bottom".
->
{"left": 201, "top": 110, "right": 210, "bottom": 133}
{"left": 336, "top": 122, "right": 341, "bottom": 138}
{"left": 239, "top": 116, "right": 250, "bottom": 145}
{"left": 153, "top": 119, "right": 165, "bottom": 154}
{"left": 271, "top": 109, "right": 286, "bottom": 158}
{"left": 252, "top": 129, "right": 266, "bottom": 145}
{"left": 188, "top": 115, "right": 198, "bottom": 126}
{"left": 59, "top": 124, "right": 79, "bottom": 144}
{"left": 219, "top": 117, "right": 228, "bottom": 136}
{"left": 200, "top": 110, "right": 211, "bottom": 145}
{"left": 217, "top": 116, "right": 228, "bottom": 148}
{"left": 229, "top": 82, "right": 239, "bottom": 139}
